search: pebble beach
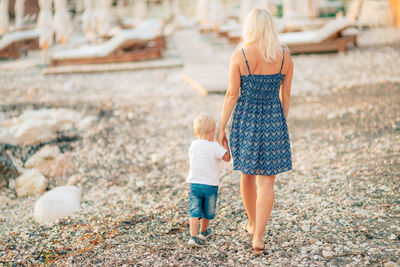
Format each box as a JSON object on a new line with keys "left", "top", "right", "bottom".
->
{"left": 0, "top": 27, "right": 399, "bottom": 266}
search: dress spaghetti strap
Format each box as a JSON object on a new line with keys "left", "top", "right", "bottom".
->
{"left": 279, "top": 47, "right": 285, "bottom": 74}
{"left": 241, "top": 48, "right": 252, "bottom": 75}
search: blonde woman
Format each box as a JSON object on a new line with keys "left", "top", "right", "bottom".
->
{"left": 217, "top": 8, "right": 293, "bottom": 254}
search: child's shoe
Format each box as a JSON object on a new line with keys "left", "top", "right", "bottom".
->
{"left": 199, "top": 228, "right": 213, "bottom": 240}
{"left": 188, "top": 236, "right": 204, "bottom": 247}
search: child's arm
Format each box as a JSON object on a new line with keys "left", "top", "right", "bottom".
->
{"left": 221, "top": 139, "right": 231, "bottom": 162}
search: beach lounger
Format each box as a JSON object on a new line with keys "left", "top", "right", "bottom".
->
{"left": 278, "top": 17, "right": 357, "bottom": 53}
{"left": 218, "top": 20, "right": 241, "bottom": 38}
{"left": 227, "top": 28, "right": 242, "bottom": 44}
{"left": 0, "top": 29, "right": 40, "bottom": 59}
{"left": 50, "top": 19, "right": 166, "bottom": 66}
{"left": 225, "top": 18, "right": 286, "bottom": 44}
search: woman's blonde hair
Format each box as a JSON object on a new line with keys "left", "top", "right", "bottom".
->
{"left": 242, "top": 8, "right": 282, "bottom": 63}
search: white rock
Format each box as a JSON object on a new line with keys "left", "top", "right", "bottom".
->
{"left": 8, "top": 178, "right": 15, "bottom": 189}
{"left": 0, "top": 109, "right": 82, "bottom": 145}
{"left": 151, "top": 153, "right": 165, "bottom": 164}
{"left": 384, "top": 261, "right": 400, "bottom": 267}
{"left": 67, "top": 174, "right": 82, "bottom": 186}
{"left": 327, "top": 113, "right": 336, "bottom": 120}
{"left": 77, "top": 116, "right": 97, "bottom": 130}
{"left": 15, "top": 169, "right": 48, "bottom": 197}
{"left": 0, "top": 128, "right": 14, "bottom": 144}
{"left": 34, "top": 186, "right": 81, "bottom": 224}
{"left": 322, "top": 250, "right": 334, "bottom": 259}
{"left": 25, "top": 146, "right": 61, "bottom": 168}
{"left": 0, "top": 196, "right": 10, "bottom": 207}
{"left": 136, "top": 181, "right": 145, "bottom": 188}
{"left": 388, "top": 234, "right": 397, "bottom": 240}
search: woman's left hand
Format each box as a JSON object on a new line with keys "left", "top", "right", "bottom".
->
{"left": 217, "top": 129, "right": 228, "bottom": 147}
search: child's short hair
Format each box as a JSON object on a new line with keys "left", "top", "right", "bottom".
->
{"left": 194, "top": 114, "right": 216, "bottom": 136}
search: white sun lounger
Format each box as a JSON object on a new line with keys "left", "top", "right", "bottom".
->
{"left": 224, "top": 18, "right": 286, "bottom": 44}
{"left": 278, "top": 17, "right": 357, "bottom": 53}
{"left": 0, "top": 29, "right": 40, "bottom": 58}
{"left": 51, "top": 19, "right": 166, "bottom": 66}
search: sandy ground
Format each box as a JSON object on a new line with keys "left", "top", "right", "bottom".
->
{"left": 0, "top": 27, "right": 399, "bottom": 266}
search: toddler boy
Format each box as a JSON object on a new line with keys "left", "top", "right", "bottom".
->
{"left": 187, "top": 114, "right": 230, "bottom": 247}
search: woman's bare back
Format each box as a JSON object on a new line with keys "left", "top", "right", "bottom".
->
{"left": 238, "top": 45, "right": 290, "bottom": 76}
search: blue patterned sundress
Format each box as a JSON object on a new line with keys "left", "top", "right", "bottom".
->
{"left": 229, "top": 47, "right": 292, "bottom": 176}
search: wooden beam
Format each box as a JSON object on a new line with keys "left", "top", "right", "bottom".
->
{"left": 182, "top": 73, "right": 208, "bottom": 96}
{"left": 42, "top": 57, "right": 183, "bottom": 75}
{"left": 50, "top": 48, "right": 163, "bottom": 67}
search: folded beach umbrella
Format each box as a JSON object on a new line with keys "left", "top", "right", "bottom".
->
{"left": 196, "top": 0, "right": 211, "bottom": 26}
{"left": 54, "top": 0, "right": 73, "bottom": 43}
{"left": 95, "top": 0, "right": 113, "bottom": 37}
{"left": 75, "top": 0, "right": 84, "bottom": 14}
{"left": 133, "top": 0, "right": 148, "bottom": 24}
{"left": 82, "top": 0, "right": 97, "bottom": 42}
{"left": 210, "top": 0, "right": 226, "bottom": 29}
{"left": 0, "top": 0, "right": 9, "bottom": 34}
{"left": 283, "top": 0, "right": 314, "bottom": 19}
{"left": 240, "top": 0, "right": 270, "bottom": 23}
{"left": 15, "top": 0, "right": 25, "bottom": 30}
{"left": 38, "top": 0, "right": 54, "bottom": 49}
{"left": 163, "top": 0, "right": 171, "bottom": 18}
{"left": 171, "top": 0, "right": 179, "bottom": 17}
{"left": 162, "top": 0, "right": 179, "bottom": 18}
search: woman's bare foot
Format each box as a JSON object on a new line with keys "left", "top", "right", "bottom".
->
{"left": 246, "top": 223, "right": 254, "bottom": 235}
{"left": 252, "top": 239, "right": 268, "bottom": 255}
{"left": 252, "top": 243, "right": 268, "bottom": 255}
{"left": 242, "top": 222, "right": 254, "bottom": 234}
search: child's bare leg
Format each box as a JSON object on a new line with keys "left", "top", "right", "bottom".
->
{"left": 190, "top": 217, "right": 200, "bottom": 237}
{"left": 200, "top": 218, "right": 209, "bottom": 232}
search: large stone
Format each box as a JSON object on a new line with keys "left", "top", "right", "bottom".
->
{"left": 25, "top": 146, "right": 61, "bottom": 168}
{"left": 67, "top": 174, "right": 82, "bottom": 186}
{"left": 0, "top": 196, "right": 11, "bottom": 207}
{"left": 322, "top": 250, "right": 333, "bottom": 259}
{"left": 15, "top": 169, "right": 48, "bottom": 197}
{"left": 25, "top": 146, "right": 73, "bottom": 177}
{"left": 37, "top": 152, "right": 73, "bottom": 177}
{"left": 0, "top": 109, "right": 82, "bottom": 145}
{"left": 0, "top": 152, "right": 19, "bottom": 188}
{"left": 151, "top": 153, "right": 165, "bottom": 165}
{"left": 34, "top": 186, "right": 81, "bottom": 224}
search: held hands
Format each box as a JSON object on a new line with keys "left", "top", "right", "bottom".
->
{"left": 217, "top": 129, "right": 231, "bottom": 162}
{"left": 217, "top": 129, "right": 228, "bottom": 149}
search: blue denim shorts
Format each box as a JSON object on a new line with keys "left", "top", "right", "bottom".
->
{"left": 188, "top": 183, "right": 219, "bottom": 220}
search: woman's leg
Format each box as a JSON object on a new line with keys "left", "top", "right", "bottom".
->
{"left": 240, "top": 173, "right": 257, "bottom": 234}
{"left": 252, "top": 175, "right": 275, "bottom": 249}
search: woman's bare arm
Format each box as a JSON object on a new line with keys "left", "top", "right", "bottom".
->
{"left": 281, "top": 52, "right": 293, "bottom": 119}
{"left": 218, "top": 51, "right": 241, "bottom": 138}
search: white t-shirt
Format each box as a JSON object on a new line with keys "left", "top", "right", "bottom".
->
{"left": 186, "top": 140, "right": 227, "bottom": 186}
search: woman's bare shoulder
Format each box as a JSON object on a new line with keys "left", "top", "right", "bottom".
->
{"left": 231, "top": 48, "right": 244, "bottom": 63}
{"left": 232, "top": 48, "right": 243, "bottom": 57}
